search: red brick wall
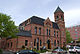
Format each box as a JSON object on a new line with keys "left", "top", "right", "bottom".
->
{"left": 54, "top": 11, "right": 66, "bottom": 47}
{"left": 6, "top": 36, "right": 32, "bottom": 52}
{"left": 67, "top": 25, "right": 80, "bottom": 40}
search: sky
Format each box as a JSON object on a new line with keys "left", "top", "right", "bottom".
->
{"left": 0, "top": 0, "right": 80, "bottom": 27}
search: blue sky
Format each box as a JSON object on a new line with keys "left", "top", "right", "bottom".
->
{"left": 0, "top": 0, "right": 80, "bottom": 27}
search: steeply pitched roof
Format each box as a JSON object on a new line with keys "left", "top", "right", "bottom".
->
{"left": 30, "top": 16, "right": 59, "bottom": 29}
{"left": 54, "top": 6, "right": 64, "bottom": 13}
{"left": 30, "top": 16, "right": 45, "bottom": 26}
{"left": 16, "top": 30, "right": 32, "bottom": 37}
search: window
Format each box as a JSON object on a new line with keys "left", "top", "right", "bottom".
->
{"left": 57, "top": 31, "right": 58, "bottom": 37}
{"left": 34, "top": 39, "right": 36, "bottom": 46}
{"left": 11, "top": 42, "right": 12, "bottom": 48}
{"left": 54, "top": 40, "right": 56, "bottom": 46}
{"left": 39, "top": 28, "right": 41, "bottom": 35}
{"left": 75, "top": 32, "right": 78, "bottom": 34}
{"left": 62, "top": 31, "right": 64, "bottom": 36}
{"left": 75, "top": 29, "right": 77, "bottom": 31}
{"left": 19, "top": 26, "right": 24, "bottom": 30}
{"left": 35, "top": 27, "right": 37, "bottom": 34}
{"left": 46, "top": 22, "right": 51, "bottom": 27}
{"left": 57, "top": 40, "right": 59, "bottom": 46}
{"left": 25, "top": 23, "right": 27, "bottom": 26}
{"left": 49, "top": 30, "right": 50, "bottom": 35}
{"left": 56, "top": 16, "right": 59, "bottom": 20}
{"left": 54, "top": 30, "right": 55, "bottom": 36}
{"left": 61, "top": 16, "right": 63, "bottom": 21}
{"left": 47, "top": 29, "right": 48, "bottom": 35}
{"left": 75, "top": 35, "right": 78, "bottom": 37}
{"left": 8, "top": 43, "right": 9, "bottom": 48}
{"left": 37, "top": 38, "right": 39, "bottom": 43}
{"left": 40, "top": 40, "right": 42, "bottom": 46}
{"left": 25, "top": 40, "right": 28, "bottom": 46}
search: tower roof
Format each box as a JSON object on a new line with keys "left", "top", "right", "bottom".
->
{"left": 54, "top": 6, "right": 64, "bottom": 13}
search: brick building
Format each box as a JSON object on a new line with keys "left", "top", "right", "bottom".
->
{"left": 0, "top": 7, "right": 66, "bottom": 52}
{"left": 67, "top": 25, "right": 80, "bottom": 40}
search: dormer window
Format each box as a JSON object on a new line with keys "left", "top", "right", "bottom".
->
{"left": 19, "top": 26, "right": 24, "bottom": 30}
{"left": 27, "top": 19, "right": 31, "bottom": 24}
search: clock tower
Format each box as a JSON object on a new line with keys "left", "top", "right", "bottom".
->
{"left": 54, "top": 6, "right": 66, "bottom": 47}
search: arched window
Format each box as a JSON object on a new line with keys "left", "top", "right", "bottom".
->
{"left": 61, "top": 16, "right": 63, "bottom": 21}
{"left": 57, "top": 31, "right": 58, "bottom": 37}
{"left": 35, "top": 27, "right": 37, "bottom": 34}
{"left": 56, "top": 16, "right": 59, "bottom": 20}
{"left": 11, "top": 42, "right": 13, "bottom": 48}
{"left": 54, "top": 40, "right": 56, "bottom": 46}
{"left": 34, "top": 39, "right": 36, "bottom": 46}
{"left": 8, "top": 43, "right": 9, "bottom": 48}
{"left": 40, "top": 40, "right": 42, "bottom": 46}
{"left": 54, "top": 30, "right": 55, "bottom": 36}
{"left": 47, "top": 29, "right": 48, "bottom": 35}
{"left": 57, "top": 40, "right": 59, "bottom": 46}
{"left": 39, "top": 28, "right": 41, "bottom": 35}
{"left": 49, "top": 30, "right": 50, "bottom": 35}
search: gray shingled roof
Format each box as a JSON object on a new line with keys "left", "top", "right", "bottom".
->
{"left": 19, "top": 16, "right": 59, "bottom": 29}
{"left": 30, "top": 16, "right": 59, "bottom": 29}
{"left": 16, "top": 30, "right": 32, "bottom": 37}
{"left": 30, "top": 16, "right": 45, "bottom": 26}
{"left": 54, "top": 6, "right": 64, "bottom": 13}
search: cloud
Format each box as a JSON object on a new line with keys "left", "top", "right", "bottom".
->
{"left": 65, "top": 9, "right": 80, "bottom": 27}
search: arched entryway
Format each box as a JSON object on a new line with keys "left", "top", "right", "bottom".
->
{"left": 47, "top": 40, "right": 51, "bottom": 49}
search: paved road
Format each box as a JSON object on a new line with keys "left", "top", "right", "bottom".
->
{"left": 3, "top": 50, "right": 14, "bottom": 54}
{"left": 2, "top": 50, "right": 80, "bottom": 54}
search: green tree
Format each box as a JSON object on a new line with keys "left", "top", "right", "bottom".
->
{"left": 66, "top": 29, "right": 72, "bottom": 44}
{"left": 78, "top": 38, "right": 80, "bottom": 41}
{"left": 0, "top": 13, "right": 18, "bottom": 38}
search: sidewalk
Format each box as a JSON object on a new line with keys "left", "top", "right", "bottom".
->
{"left": 40, "top": 51, "right": 51, "bottom": 54}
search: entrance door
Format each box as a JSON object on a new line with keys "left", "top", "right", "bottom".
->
{"left": 47, "top": 40, "right": 51, "bottom": 49}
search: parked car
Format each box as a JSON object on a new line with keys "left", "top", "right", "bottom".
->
{"left": 69, "top": 46, "right": 80, "bottom": 53}
{"left": 16, "top": 50, "right": 39, "bottom": 54}
{"left": 51, "top": 48, "right": 64, "bottom": 54}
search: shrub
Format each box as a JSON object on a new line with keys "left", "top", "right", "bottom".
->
{"left": 22, "top": 45, "right": 25, "bottom": 49}
{"left": 61, "top": 47, "right": 67, "bottom": 50}
{"left": 32, "top": 48, "right": 47, "bottom": 53}
{"left": 0, "top": 49, "right": 3, "bottom": 54}
{"left": 40, "top": 49, "right": 47, "bottom": 53}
